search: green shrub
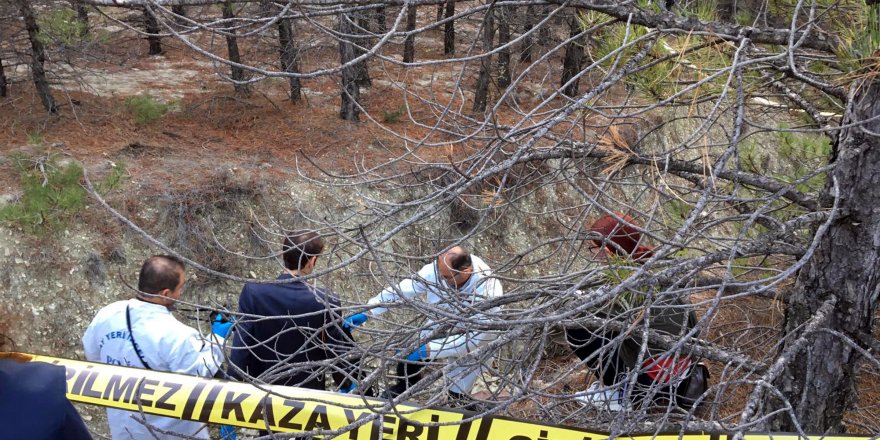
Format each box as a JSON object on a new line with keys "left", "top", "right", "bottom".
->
{"left": 776, "top": 129, "right": 831, "bottom": 193}
{"left": 579, "top": 14, "right": 692, "bottom": 99}
{"left": 125, "top": 94, "right": 170, "bottom": 124}
{"left": 0, "top": 155, "right": 126, "bottom": 234}
{"left": 824, "top": 3, "right": 880, "bottom": 74}
{"left": 686, "top": 0, "right": 718, "bottom": 21}
{"left": 36, "top": 8, "right": 89, "bottom": 47}
{"left": 96, "top": 162, "right": 126, "bottom": 193}
{"left": 27, "top": 132, "right": 44, "bottom": 146}
{"left": 0, "top": 154, "right": 86, "bottom": 234}
{"left": 382, "top": 106, "right": 406, "bottom": 123}
{"left": 662, "top": 198, "right": 693, "bottom": 224}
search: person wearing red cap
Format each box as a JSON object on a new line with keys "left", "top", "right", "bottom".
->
{"left": 587, "top": 212, "right": 655, "bottom": 262}
{"left": 566, "top": 213, "right": 701, "bottom": 412}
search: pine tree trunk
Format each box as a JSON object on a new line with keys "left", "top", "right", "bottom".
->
{"left": 16, "top": 0, "right": 57, "bottom": 113}
{"left": 766, "top": 77, "right": 880, "bottom": 432}
{"left": 496, "top": 7, "right": 511, "bottom": 89}
{"left": 354, "top": 13, "right": 371, "bottom": 88}
{"left": 472, "top": 7, "right": 495, "bottom": 113}
{"left": 69, "top": 0, "right": 90, "bottom": 37}
{"left": 520, "top": 5, "right": 535, "bottom": 63}
{"left": 143, "top": 7, "right": 162, "bottom": 55}
{"left": 223, "top": 1, "right": 249, "bottom": 95}
{"left": 277, "top": 18, "right": 301, "bottom": 102}
{"left": 0, "top": 53, "right": 8, "bottom": 98}
{"left": 560, "top": 13, "right": 585, "bottom": 98}
{"left": 403, "top": 5, "right": 417, "bottom": 63}
{"left": 374, "top": 7, "right": 386, "bottom": 33}
{"left": 537, "top": 6, "right": 552, "bottom": 45}
{"left": 338, "top": 13, "right": 360, "bottom": 121}
{"left": 172, "top": 5, "right": 187, "bottom": 25}
{"left": 443, "top": 0, "right": 455, "bottom": 54}
{"left": 717, "top": 0, "right": 736, "bottom": 22}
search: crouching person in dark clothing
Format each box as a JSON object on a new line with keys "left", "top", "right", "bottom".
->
{"left": 230, "top": 231, "right": 364, "bottom": 434}
{"left": 567, "top": 213, "right": 703, "bottom": 412}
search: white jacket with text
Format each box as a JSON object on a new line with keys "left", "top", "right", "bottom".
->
{"left": 82, "top": 298, "right": 224, "bottom": 440}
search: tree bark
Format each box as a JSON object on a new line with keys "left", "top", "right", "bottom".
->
{"left": 520, "top": 5, "right": 535, "bottom": 62}
{"left": 16, "top": 0, "right": 57, "bottom": 113}
{"left": 766, "top": 77, "right": 880, "bottom": 432}
{"left": 69, "top": 0, "right": 90, "bottom": 37}
{"left": 171, "top": 5, "right": 187, "bottom": 25}
{"left": 0, "top": 53, "right": 7, "bottom": 98}
{"left": 403, "top": 4, "right": 417, "bottom": 63}
{"left": 443, "top": 0, "right": 454, "bottom": 54}
{"left": 338, "top": 13, "right": 360, "bottom": 121}
{"left": 496, "top": 7, "right": 511, "bottom": 89}
{"left": 143, "top": 7, "right": 163, "bottom": 55}
{"left": 560, "top": 13, "right": 585, "bottom": 98}
{"left": 717, "top": 0, "right": 735, "bottom": 22}
{"left": 277, "top": 18, "right": 301, "bottom": 102}
{"left": 223, "top": 1, "right": 249, "bottom": 95}
{"left": 537, "top": 5, "right": 552, "bottom": 46}
{"left": 374, "top": 6, "right": 386, "bottom": 33}
{"left": 472, "top": 6, "right": 495, "bottom": 113}
{"left": 354, "top": 13, "right": 371, "bottom": 87}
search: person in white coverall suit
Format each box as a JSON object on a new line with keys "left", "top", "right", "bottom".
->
{"left": 82, "top": 255, "right": 231, "bottom": 440}
{"left": 344, "top": 246, "right": 503, "bottom": 404}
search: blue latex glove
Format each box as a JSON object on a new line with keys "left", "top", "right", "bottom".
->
{"left": 219, "top": 425, "right": 237, "bottom": 439}
{"left": 343, "top": 313, "right": 370, "bottom": 330}
{"left": 406, "top": 345, "right": 429, "bottom": 362}
{"left": 339, "top": 382, "right": 357, "bottom": 394}
{"left": 212, "top": 312, "right": 234, "bottom": 338}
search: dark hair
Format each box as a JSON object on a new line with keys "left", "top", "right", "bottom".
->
{"left": 282, "top": 231, "right": 325, "bottom": 270}
{"left": 448, "top": 252, "right": 472, "bottom": 271}
{"left": 138, "top": 255, "right": 185, "bottom": 295}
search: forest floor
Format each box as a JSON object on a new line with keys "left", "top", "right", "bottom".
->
{"left": 2, "top": 4, "right": 879, "bottom": 436}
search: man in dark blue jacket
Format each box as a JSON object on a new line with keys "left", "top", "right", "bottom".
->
{"left": 0, "top": 353, "right": 93, "bottom": 440}
{"left": 230, "top": 231, "right": 357, "bottom": 391}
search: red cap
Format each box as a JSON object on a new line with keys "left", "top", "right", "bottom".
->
{"left": 589, "top": 213, "right": 654, "bottom": 261}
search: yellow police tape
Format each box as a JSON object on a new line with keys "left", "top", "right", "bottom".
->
{"left": 8, "top": 353, "right": 873, "bottom": 440}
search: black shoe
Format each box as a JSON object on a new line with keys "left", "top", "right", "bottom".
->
{"left": 379, "top": 383, "right": 407, "bottom": 401}
{"left": 447, "top": 391, "right": 489, "bottom": 413}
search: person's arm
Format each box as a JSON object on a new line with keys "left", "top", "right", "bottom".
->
{"left": 162, "top": 325, "right": 225, "bottom": 377}
{"left": 422, "top": 272, "right": 504, "bottom": 360}
{"left": 424, "top": 330, "right": 497, "bottom": 360}
{"left": 475, "top": 273, "right": 503, "bottom": 301}
{"left": 229, "top": 285, "right": 255, "bottom": 381}
{"left": 321, "top": 292, "right": 362, "bottom": 391}
{"left": 327, "top": 326, "right": 361, "bottom": 391}
{"left": 59, "top": 400, "right": 94, "bottom": 440}
{"left": 29, "top": 361, "right": 93, "bottom": 440}
{"left": 81, "top": 318, "right": 100, "bottom": 363}
{"left": 366, "top": 264, "right": 432, "bottom": 316}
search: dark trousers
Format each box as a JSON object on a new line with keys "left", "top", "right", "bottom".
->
{"left": 386, "top": 359, "right": 481, "bottom": 412}
{"left": 388, "top": 360, "right": 426, "bottom": 396}
{"left": 386, "top": 360, "right": 473, "bottom": 404}
{"left": 566, "top": 327, "right": 628, "bottom": 386}
{"left": 566, "top": 328, "right": 674, "bottom": 404}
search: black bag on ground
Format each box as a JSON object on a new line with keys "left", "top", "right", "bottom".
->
{"left": 674, "top": 363, "right": 709, "bottom": 410}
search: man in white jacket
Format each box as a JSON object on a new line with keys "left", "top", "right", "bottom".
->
{"left": 344, "top": 246, "right": 503, "bottom": 403}
{"left": 82, "top": 255, "right": 227, "bottom": 439}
